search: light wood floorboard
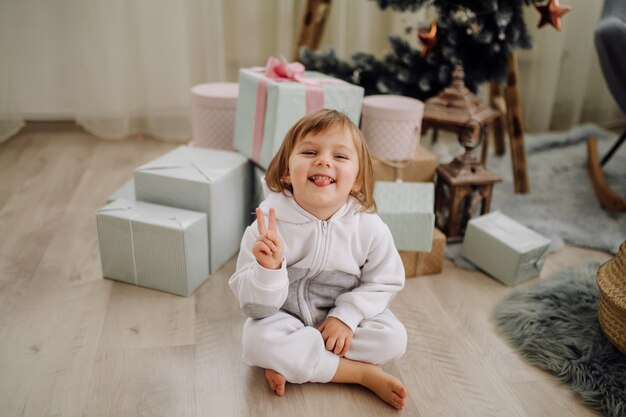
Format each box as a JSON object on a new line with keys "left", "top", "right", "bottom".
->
{"left": 0, "top": 128, "right": 611, "bottom": 417}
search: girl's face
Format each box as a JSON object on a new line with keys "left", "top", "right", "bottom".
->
{"left": 285, "top": 128, "right": 360, "bottom": 220}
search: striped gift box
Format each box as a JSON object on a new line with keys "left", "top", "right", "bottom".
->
{"left": 374, "top": 181, "right": 435, "bottom": 252}
{"left": 96, "top": 198, "right": 209, "bottom": 296}
{"left": 106, "top": 178, "right": 135, "bottom": 203}
{"left": 134, "top": 146, "right": 251, "bottom": 274}
{"left": 461, "top": 211, "right": 551, "bottom": 286}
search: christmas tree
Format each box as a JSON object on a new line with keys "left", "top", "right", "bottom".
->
{"left": 299, "top": 0, "right": 547, "bottom": 100}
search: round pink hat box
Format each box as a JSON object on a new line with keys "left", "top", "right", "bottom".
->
{"left": 189, "top": 83, "right": 238, "bottom": 150}
{"left": 360, "top": 95, "right": 425, "bottom": 161}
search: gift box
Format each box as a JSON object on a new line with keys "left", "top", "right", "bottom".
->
{"left": 134, "top": 146, "right": 250, "bottom": 274}
{"left": 375, "top": 181, "right": 435, "bottom": 252}
{"left": 96, "top": 199, "right": 209, "bottom": 296}
{"left": 361, "top": 94, "right": 424, "bottom": 161}
{"left": 372, "top": 145, "right": 437, "bottom": 183}
{"left": 189, "top": 83, "right": 238, "bottom": 150}
{"left": 107, "top": 178, "right": 135, "bottom": 203}
{"left": 400, "top": 228, "right": 446, "bottom": 277}
{"left": 234, "top": 57, "right": 364, "bottom": 169}
{"left": 461, "top": 211, "right": 551, "bottom": 286}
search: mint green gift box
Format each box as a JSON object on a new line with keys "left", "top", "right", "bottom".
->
{"left": 233, "top": 68, "right": 364, "bottom": 169}
{"left": 134, "top": 146, "right": 251, "bottom": 274}
{"left": 375, "top": 181, "right": 435, "bottom": 252}
{"left": 96, "top": 198, "right": 209, "bottom": 296}
{"left": 461, "top": 211, "right": 551, "bottom": 286}
{"left": 107, "top": 178, "right": 134, "bottom": 203}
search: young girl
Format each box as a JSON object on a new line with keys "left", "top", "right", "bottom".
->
{"left": 229, "top": 109, "right": 408, "bottom": 410}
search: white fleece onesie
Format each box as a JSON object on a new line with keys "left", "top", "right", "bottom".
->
{"left": 229, "top": 191, "right": 407, "bottom": 383}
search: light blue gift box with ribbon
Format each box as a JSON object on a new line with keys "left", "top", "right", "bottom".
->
{"left": 461, "top": 211, "right": 551, "bottom": 286}
{"left": 234, "top": 57, "right": 364, "bottom": 169}
{"left": 374, "top": 181, "right": 435, "bottom": 252}
{"left": 134, "top": 146, "right": 251, "bottom": 274}
{"left": 96, "top": 198, "right": 209, "bottom": 296}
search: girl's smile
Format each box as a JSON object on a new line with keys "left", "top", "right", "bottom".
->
{"left": 309, "top": 174, "right": 335, "bottom": 186}
{"left": 285, "top": 127, "right": 360, "bottom": 220}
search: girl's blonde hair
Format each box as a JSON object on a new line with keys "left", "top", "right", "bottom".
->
{"left": 265, "top": 108, "right": 376, "bottom": 212}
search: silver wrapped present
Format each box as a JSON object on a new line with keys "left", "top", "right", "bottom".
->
{"left": 96, "top": 199, "right": 209, "bottom": 296}
{"left": 462, "top": 211, "right": 551, "bottom": 286}
{"left": 134, "top": 146, "right": 250, "bottom": 273}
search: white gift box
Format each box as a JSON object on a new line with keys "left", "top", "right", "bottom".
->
{"left": 134, "top": 146, "right": 251, "bottom": 273}
{"left": 96, "top": 199, "right": 209, "bottom": 296}
{"left": 461, "top": 211, "right": 551, "bottom": 286}
{"left": 106, "top": 178, "right": 135, "bottom": 203}
{"left": 374, "top": 181, "right": 435, "bottom": 252}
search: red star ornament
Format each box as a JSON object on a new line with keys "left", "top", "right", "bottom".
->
{"left": 418, "top": 21, "right": 438, "bottom": 56}
{"left": 535, "top": 0, "right": 571, "bottom": 31}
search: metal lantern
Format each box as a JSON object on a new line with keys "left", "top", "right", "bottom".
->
{"left": 434, "top": 123, "right": 502, "bottom": 242}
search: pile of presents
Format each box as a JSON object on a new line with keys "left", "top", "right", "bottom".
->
{"left": 97, "top": 57, "right": 551, "bottom": 297}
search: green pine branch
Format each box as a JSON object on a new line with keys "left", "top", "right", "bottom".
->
{"left": 300, "top": 0, "right": 548, "bottom": 99}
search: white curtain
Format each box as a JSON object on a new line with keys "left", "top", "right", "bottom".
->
{"left": 518, "top": 0, "right": 624, "bottom": 131}
{"left": 1, "top": 0, "right": 623, "bottom": 143}
{"left": 0, "top": 1, "right": 25, "bottom": 143}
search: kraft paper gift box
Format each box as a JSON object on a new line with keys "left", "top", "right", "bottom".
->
{"left": 107, "top": 178, "right": 135, "bottom": 203}
{"left": 234, "top": 57, "right": 364, "bottom": 169}
{"left": 372, "top": 145, "right": 438, "bottom": 183}
{"left": 400, "top": 228, "right": 446, "bottom": 277}
{"left": 375, "top": 181, "right": 435, "bottom": 252}
{"left": 96, "top": 199, "right": 209, "bottom": 296}
{"left": 461, "top": 211, "right": 551, "bottom": 286}
{"left": 134, "top": 146, "right": 250, "bottom": 274}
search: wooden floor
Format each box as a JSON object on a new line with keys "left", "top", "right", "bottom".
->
{"left": 0, "top": 125, "right": 611, "bottom": 417}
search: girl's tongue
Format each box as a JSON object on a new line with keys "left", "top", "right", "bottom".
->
{"left": 311, "top": 175, "right": 333, "bottom": 187}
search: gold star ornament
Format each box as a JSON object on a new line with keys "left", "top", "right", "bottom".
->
{"left": 418, "top": 20, "right": 438, "bottom": 57}
{"left": 535, "top": 0, "right": 571, "bottom": 31}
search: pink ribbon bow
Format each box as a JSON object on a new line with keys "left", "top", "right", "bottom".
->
{"left": 263, "top": 56, "right": 306, "bottom": 82}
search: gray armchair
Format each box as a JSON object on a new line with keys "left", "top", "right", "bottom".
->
{"left": 587, "top": 0, "right": 626, "bottom": 211}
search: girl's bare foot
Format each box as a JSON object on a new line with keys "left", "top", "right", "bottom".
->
{"left": 265, "top": 368, "right": 286, "bottom": 396}
{"left": 361, "top": 365, "right": 408, "bottom": 410}
{"left": 331, "top": 358, "right": 408, "bottom": 410}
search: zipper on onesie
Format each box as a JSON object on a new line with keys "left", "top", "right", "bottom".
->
{"left": 309, "top": 221, "right": 328, "bottom": 277}
{"left": 298, "top": 220, "right": 330, "bottom": 326}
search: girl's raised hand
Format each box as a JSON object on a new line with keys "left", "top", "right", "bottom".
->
{"left": 252, "top": 207, "right": 284, "bottom": 270}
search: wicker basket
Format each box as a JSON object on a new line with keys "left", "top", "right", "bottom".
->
{"left": 596, "top": 240, "right": 626, "bottom": 355}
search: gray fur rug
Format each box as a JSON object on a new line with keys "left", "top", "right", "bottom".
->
{"left": 489, "top": 124, "right": 625, "bottom": 254}
{"left": 494, "top": 260, "right": 626, "bottom": 417}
